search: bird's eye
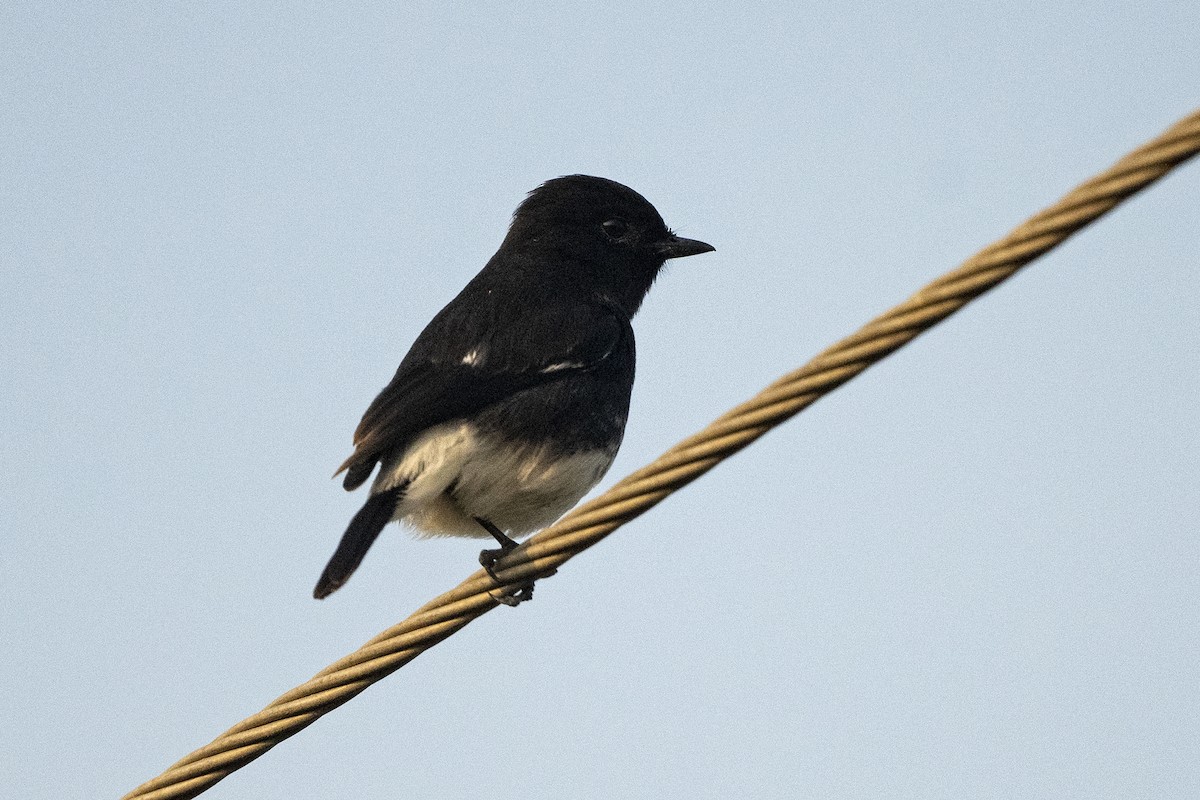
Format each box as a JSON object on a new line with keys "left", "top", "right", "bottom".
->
{"left": 602, "top": 218, "right": 629, "bottom": 240}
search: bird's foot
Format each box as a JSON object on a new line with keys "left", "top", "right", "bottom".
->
{"left": 476, "top": 518, "right": 519, "bottom": 578}
{"left": 478, "top": 544, "right": 513, "bottom": 574}
{"left": 479, "top": 545, "right": 539, "bottom": 605}
{"left": 475, "top": 518, "right": 536, "bottom": 606}
{"left": 490, "top": 581, "right": 536, "bottom": 606}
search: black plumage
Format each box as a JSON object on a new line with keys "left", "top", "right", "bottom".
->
{"left": 315, "top": 175, "right": 712, "bottom": 600}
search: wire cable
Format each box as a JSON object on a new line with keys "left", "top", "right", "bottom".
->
{"left": 122, "top": 108, "right": 1200, "bottom": 800}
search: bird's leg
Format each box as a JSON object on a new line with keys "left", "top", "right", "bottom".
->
{"left": 475, "top": 517, "right": 535, "bottom": 606}
{"left": 476, "top": 516, "right": 520, "bottom": 561}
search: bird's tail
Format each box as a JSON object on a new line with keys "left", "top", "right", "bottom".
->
{"left": 313, "top": 483, "right": 406, "bottom": 599}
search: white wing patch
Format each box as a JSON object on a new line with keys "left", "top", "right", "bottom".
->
{"left": 460, "top": 347, "right": 485, "bottom": 367}
{"left": 541, "top": 360, "right": 584, "bottom": 373}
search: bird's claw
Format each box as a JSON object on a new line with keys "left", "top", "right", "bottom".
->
{"left": 489, "top": 582, "right": 536, "bottom": 606}
{"left": 479, "top": 546, "right": 510, "bottom": 576}
{"left": 479, "top": 544, "right": 559, "bottom": 607}
{"left": 480, "top": 544, "right": 534, "bottom": 606}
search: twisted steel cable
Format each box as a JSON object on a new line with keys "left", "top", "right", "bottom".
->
{"left": 123, "top": 109, "right": 1200, "bottom": 800}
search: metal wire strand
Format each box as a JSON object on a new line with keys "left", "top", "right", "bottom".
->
{"left": 122, "top": 109, "right": 1200, "bottom": 800}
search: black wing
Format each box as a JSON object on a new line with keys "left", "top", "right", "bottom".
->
{"left": 336, "top": 295, "right": 628, "bottom": 490}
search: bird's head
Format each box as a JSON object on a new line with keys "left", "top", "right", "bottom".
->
{"left": 500, "top": 175, "right": 714, "bottom": 315}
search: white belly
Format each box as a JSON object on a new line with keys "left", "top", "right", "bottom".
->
{"left": 373, "top": 422, "right": 617, "bottom": 539}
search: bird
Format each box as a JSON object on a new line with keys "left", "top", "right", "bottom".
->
{"left": 313, "top": 175, "right": 713, "bottom": 602}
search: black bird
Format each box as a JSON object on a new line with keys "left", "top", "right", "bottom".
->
{"left": 314, "top": 175, "right": 713, "bottom": 601}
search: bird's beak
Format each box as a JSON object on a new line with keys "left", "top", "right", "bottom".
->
{"left": 656, "top": 235, "right": 715, "bottom": 260}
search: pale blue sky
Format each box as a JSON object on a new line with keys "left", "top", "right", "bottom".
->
{"left": 2, "top": 2, "right": 1198, "bottom": 799}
